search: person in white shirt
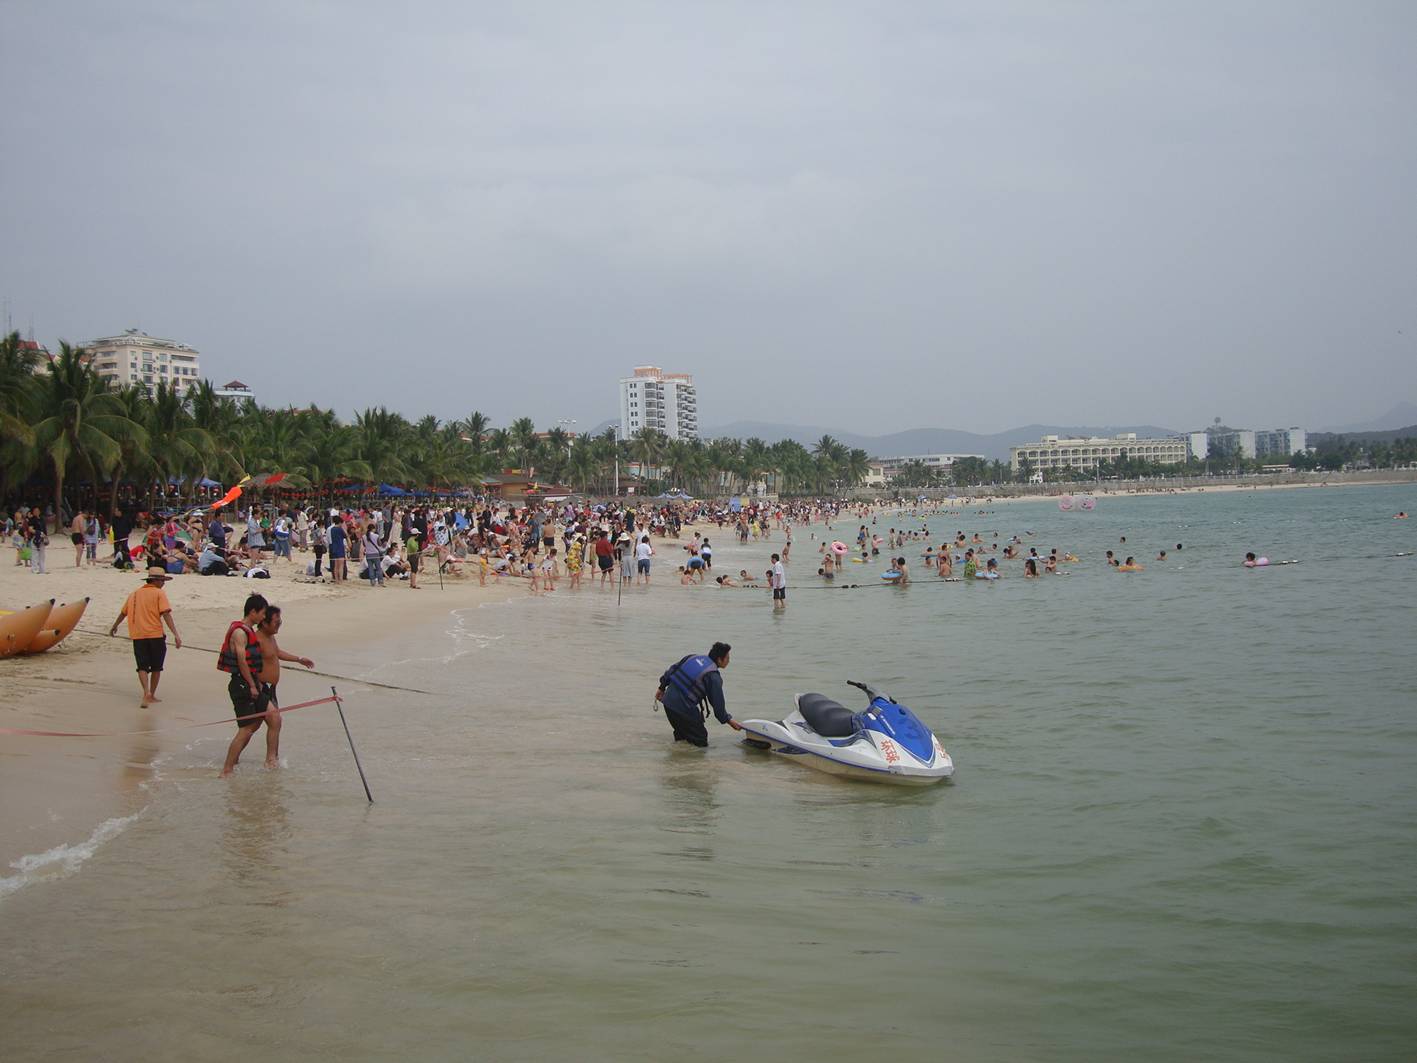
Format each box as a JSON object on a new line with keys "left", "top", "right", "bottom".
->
{"left": 635, "top": 535, "right": 655, "bottom": 584}
{"left": 771, "top": 553, "right": 787, "bottom": 611}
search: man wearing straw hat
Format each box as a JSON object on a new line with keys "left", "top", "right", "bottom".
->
{"left": 108, "top": 565, "right": 183, "bottom": 708}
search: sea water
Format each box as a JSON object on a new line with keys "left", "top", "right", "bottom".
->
{"left": 3, "top": 485, "right": 1416, "bottom": 1061}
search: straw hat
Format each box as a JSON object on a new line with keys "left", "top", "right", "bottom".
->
{"left": 143, "top": 565, "right": 173, "bottom": 582}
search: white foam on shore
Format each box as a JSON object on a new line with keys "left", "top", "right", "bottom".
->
{"left": 0, "top": 811, "right": 144, "bottom": 901}
{"left": 353, "top": 603, "right": 505, "bottom": 682}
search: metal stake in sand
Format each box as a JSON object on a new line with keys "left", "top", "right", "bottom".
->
{"left": 331, "top": 686, "right": 374, "bottom": 803}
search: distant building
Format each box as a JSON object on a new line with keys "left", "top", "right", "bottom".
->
{"left": 20, "top": 339, "right": 52, "bottom": 373}
{"left": 618, "top": 366, "right": 698, "bottom": 441}
{"left": 1186, "top": 424, "right": 1306, "bottom": 462}
{"left": 1009, "top": 433, "right": 1188, "bottom": 474}
{"left": 214, "top": 379, "right": 255, "bottom": 404}
{"left": 875, "top": 453, "right": 985, "bottom": 480}
{"left": 85, "top": 329, "right": 201, "bottom": 397}
{"left": 1255, "top": 427, "right": 1307, "bottom": 457}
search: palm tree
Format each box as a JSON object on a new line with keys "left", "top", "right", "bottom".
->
{"left": 631, "top": 427, "right": 666, "bottom": 480}
{"left": 32, "top": 343, "right": 148, "bottom": 519}
{"left": 485, "top": 428, "right": 513, "bottom": 471}
{"left": 509, "top": 416, "right": 539, "bottom": 475}
{"left": 145, "top": 382, "right": 216, "bottom": 506}
{"left": 458, "top": 410, "right": 491, "bottom": 458}
{"left": 844, "top": 448, "right": 870, "bottom": 489}
{"left": 0, "top": 331, "right": 43, "bottom": 499}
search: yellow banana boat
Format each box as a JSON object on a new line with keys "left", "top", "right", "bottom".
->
{"left": 0, "top": 599, "right": 55, "bottom": 657}
{"left": 24, "top": 597, "right": 90, "bottom": 654}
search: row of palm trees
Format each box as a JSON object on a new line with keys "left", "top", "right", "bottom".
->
{"left": 1, "top": 335, "right": 875, "bottom": 514}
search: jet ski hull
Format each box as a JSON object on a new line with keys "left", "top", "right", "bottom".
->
{"left": 739, "top": 698, "right": 954, "bottom": 786}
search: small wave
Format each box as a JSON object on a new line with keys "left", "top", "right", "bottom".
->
{"left": 0, "top": 811, "right": 144, "bottom": 900}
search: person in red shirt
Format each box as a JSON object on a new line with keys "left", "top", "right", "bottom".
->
{"left": 593, "top": 530, "right": 614, "bottom": 587}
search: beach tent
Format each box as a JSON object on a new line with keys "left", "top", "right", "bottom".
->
{"left": 378, "top": 484, "right": 409, "bottom": 496}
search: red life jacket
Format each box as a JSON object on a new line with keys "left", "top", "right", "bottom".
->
{"left": 216, "top": 620, "right": 264, "bottom": 674}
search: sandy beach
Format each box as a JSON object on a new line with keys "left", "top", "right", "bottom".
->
{"left": 0, "top": 549, "right": 518, "bottom": 876}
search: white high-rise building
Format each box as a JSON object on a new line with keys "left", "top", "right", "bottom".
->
{"left": 85, "top": 329, "right": 201, "bottom": 397}
{"left": 618, "top": 366, "right": 698, "bottom": 441}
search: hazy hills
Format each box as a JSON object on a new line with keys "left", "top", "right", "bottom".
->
{"left": 585, "top": 401, "right": 1416, "bottom": 461}
{"left": 1321, "top": 401, "right": 1417, "bottom": 434}
{"left": 697, "top": 421, "right": 1181, "bottom": 461}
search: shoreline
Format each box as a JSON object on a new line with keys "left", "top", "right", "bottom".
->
{"left": 0, "top": 555, "right": 519, "bottom": 887}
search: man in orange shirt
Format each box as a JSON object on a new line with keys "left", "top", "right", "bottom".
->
{"left": 109, "top": 565, "right": 183, "bottom": 707}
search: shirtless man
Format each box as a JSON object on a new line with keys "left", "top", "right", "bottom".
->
{"left": 220, "top": 604, "right": 313, "bottom": 775}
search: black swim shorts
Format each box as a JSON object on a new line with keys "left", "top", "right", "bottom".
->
{"left": 228, "top": 674, "right": 276, "bottom": 728}
{"left": 773, "top": 588, "right": 786, "bottom": 600}
{"left": 132, "top": 637, "right": 167, "bottom": 673}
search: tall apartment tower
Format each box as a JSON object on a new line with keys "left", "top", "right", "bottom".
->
{"left": 85, "top": 329, "right": 202, "bottom": 397}
{"left": 618, "top": 366, "right": 698, "bottom": 441}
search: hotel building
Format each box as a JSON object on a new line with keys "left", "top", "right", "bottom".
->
{"left": 1009, "top": 433, "right": 1188, "bottom": 474}
{"left": 874, "top": 453, "right": 985, "bottom": 480}
{"left": 617, "top": 366, "right": 699, "bottom": 441}
{"left": 85, "top": 329, "right": 201, "bottom": 397}
{"left": 1186, "top": 425, "right": 1306, "bottom": 461}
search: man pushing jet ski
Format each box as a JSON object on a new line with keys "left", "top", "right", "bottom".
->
{"left": 656, "top": 641, "right": 744, "bottom": 746}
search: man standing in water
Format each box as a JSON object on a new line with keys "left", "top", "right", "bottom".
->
{"left": 231, "top": 604, "right": 315, "bottom": 773}
{"left": 219, "top": 594, "right": 269, "bottom": 776}
{"left": 656, "top": 642, "right": 742, "bottom": 747}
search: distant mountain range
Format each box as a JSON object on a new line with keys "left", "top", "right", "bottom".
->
{"left": 583, "top": 403, "right": 1417, "bottom": 460}
{"left": 1308, "top": 424, "right": 1417, "bottom": 446}
{"left": 1320, "top": 401, "right": 1417, "bottom": 434}
{"left": 584, "top": 419, "right": 1181, "bottom": 461}
{"left": 701, "top": 421, "right": 1187, "bottom": 461}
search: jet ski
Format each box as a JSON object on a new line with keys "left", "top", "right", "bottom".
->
{"left": 738, "top": 681, "right": 953, "bottom": 786}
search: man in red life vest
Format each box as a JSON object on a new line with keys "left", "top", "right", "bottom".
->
{"left": 218, "top": 593, "right": 270, "bottom": 777}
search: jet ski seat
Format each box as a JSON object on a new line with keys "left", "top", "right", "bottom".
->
{"left": 798, "top": 693, "right": 859, "bottom": 738}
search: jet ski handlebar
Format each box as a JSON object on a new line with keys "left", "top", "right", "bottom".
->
{"left": 846, "top": 680, "right": 896, "bottom": 704}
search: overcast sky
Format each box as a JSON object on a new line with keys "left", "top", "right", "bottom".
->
{"left": 3, "top": 1, "right": 1414, "bottom": 435}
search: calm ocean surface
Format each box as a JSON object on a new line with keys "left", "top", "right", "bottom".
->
{"left": 4, "top": 485, "right": 1415, "bottom": 1061}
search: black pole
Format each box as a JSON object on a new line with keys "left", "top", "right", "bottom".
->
{"left": 331, "top": 686, "right": 374, "bottom": 803}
